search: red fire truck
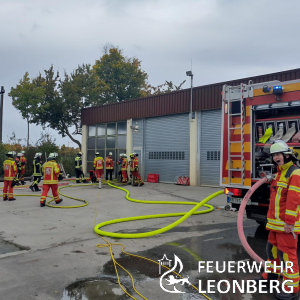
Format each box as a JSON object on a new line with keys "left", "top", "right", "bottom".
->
{"left": 220, "top": 79, "right": 300, "bottom": 224}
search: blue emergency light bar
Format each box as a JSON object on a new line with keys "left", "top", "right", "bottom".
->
{"left": 273, "top": 86, "right": 283, "bottom": 95}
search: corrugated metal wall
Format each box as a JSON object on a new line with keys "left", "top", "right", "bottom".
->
{"left": 144, "top": 114, "right": 189, "bottom": 183}
{"left": 199, "top": 109, "right": 222, "bottom": 186}
{"left": 132, "top": 119, "right": 144, "bottom": 148}
{"left": 82, "top": 68, "right": 300, "bottom": 125}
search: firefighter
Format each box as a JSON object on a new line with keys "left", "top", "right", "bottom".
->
{"left": 15, "top": 153, "right": 22, "bottom": 185}
{"left": 117, "top": 154, "right": 123, "bottom": 182}
{"left": 20, "top": 151, "right": 27, "bottom": 184}
{"left": 75, "top": 152, "right": 84, "bottom": 183}
{"left": 3, "top": 151, "right": 17, "bottom": 201}
{"left": 40, "top": 153, "right": 63, "bottom": 207}
{"left": 30, "top": 153, "right": 42, "bottom": 192}
{"left": 255, "top": 140, "right": 300, "bottom": 299}
{"left": 130, "top": 153, "right": 144, "bottom": 186}
{"left": 121, "top": 154, "right": 128, "bottom": 183}
{"left": 105, "top": 152, "right": 114, "bottom": 181}
{"left": 93, "top": 152, "right": 104, "bottom": 181}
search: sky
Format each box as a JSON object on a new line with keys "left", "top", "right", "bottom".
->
{"left": 1, "top": 0, "right": 300, "bottom": 148}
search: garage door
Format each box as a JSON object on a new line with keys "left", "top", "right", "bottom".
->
{"left": 145, "top": 114, "right": 190, "bottom": 183}
{"left": 200, "top": 109, "right": 221, "bottom": 186}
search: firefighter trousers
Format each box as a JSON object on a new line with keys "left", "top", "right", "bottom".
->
{"left": 95, "top": 169, "right": 103, "bottom": 180}
{"left": 75, "top": 169, "right": 84, "bottom": 183}
{"left": 131, "top": 171, "right": 143, "bottom": 184}
{"left": 21, "top": 169, "right": 25, "bottom": 181}
{"left": 121, "top": 170, "right": 127, "bottom": 183}
{"left": 262, "top": 230, "right": 299, "bottom": 293}
{"left": 40, "top": 184, "right": 60, "bottom": 204}
{"left": 31, "top": 176, "right": 41, "bottom": 191}
{"left": 3, "top": 181, "right": 14, "bottom": 199}
{"left": 106, "top": 169, "right": 113, "bottom": 181}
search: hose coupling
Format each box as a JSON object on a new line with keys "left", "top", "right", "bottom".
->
{"left": 265, "top": 174, "right": 276, "bottom": 182}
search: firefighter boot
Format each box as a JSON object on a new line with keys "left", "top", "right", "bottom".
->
{"left": 9, "top": 198, "right": 16, "bottom": 201}
{"left": 40, "top": 201, "right": 46, "bottom": 207}
{"left": 35, "top": 187, "right": 41, "bottom": 192}
{"left": 3, "top": 196, "right": 8, "bottom": 201}
{"left": 276, "top": 291, "right": 299, "bottom": 300}
{"left": 21, "top": 180, "right": 25, "bottom": 185}
{"left": 55, "top": 198, "right": 63, "bottom": 204}
{"left": 29, "top": 186, "right": 34, "bottom": 192}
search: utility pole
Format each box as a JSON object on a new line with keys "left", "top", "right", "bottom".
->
{"left": 27, "top": 97, "right": 29, "bottom": 150}
{"left": 0, "top": 86, "right": 5, "bottom": 143}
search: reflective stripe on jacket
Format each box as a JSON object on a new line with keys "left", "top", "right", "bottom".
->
{"left": 266, "top": 161, "right": 300, "bottom": 233}
{"left": 93, "top": 157, "right": 104, "bottom": 169}
{"left": 42, "top": 160, "right": 60, "bottom": 184}
{"left": 15, "top": 158, "right": 22, "bottom": 172}
{"left": 3, "top": 158, "right": 17, "bottom": 181}
{"left": 130, "top": 157, "right": 139, "bottom": 171}
{"left": 75, "top": 156, "right": 82, "bottom": 169}
{"left": 106, "top": 157, "right": 114, "bottom": 169}
{"left": 33, "top": 158, "right": 42, "bottom": 176}
{"left": 121, "top": 158, "right": 128, "bottom": 171}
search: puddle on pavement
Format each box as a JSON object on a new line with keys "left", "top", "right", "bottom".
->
{"left": 63, "top": 221, "right": 298, "bottom": 300}
{"left": 101, "top": 221, "right": 292, "bottom": 300}
{"left": 61, "top": 278, "right": 127, "bottom": 300}
{"left": 0, "top": 236, "right": 29, "bottom": 254}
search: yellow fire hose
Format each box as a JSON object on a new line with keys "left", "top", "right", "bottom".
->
{"left": 2, "top": 180, "right": 224, "bottom": 299}
{"left": 94, "top": 182, "right": 223, "bottom": 238}
{"left": 93, "top": 181, "right": 223, "bottom": 299}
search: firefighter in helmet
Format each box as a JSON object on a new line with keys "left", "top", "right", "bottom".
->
{"left": 130, "top": 153, "right": 144, "bottom": 186}
{"left": 256, "top": 140, "right": 300, "bottom": 299}
{"left": 40, "top": 153, "right": 63, "bottom": 207}
{"left": 121, "top": 154, "right": 128, "bottom": 183}
{"left": 3, "top": 151, "right": 17, "bottom": 201}
{"left": 15, "top": 153, "right": 23, "bottom": 185}
{"left": 105, "top": 152, "right": 114, "bottom": 181}
{"left": 20, "top": 151, "right": 27, "bottom": 184}
{"left": 117, "top": 153, "right": 123, "bottom": 182}
{"left": 30, "top": 153, "right": 42, "bottom": 192}
{"left": 93, "top": 152, "right": 104, "bottom": 181}
{"left": 75, "top": 152, "right": 84, "bottom": 183}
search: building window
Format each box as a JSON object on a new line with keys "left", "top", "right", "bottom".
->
{"left": 89, "top": 126, "right": 96, "bottom": 137}
{"left": 107, "top": 123, "right": 116, "bottom": 135}
{"left": 207, "top": 151, "right": 220, "bottom": 161}
{"left": 106, "top": 136, "right": 116, "bottom": 148}
{"left": 117, "top": 135, "right": 126, "bottom": 148}
{"left": 149, "top": 151, "right": 185, "bottom": 160}
{"left": 117, "top": 122, "right": 127, "bottom": 134}
{"left": 88, "top": 137, "right": 95, "bottom": 149}
{"left": 97, "top": 124, "right": 106, "bottom": 136}
{"left": 87, "top": 122, "right": 127, "bottom": 177}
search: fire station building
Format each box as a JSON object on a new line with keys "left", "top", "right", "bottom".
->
{"left": 81, "top": 68, "right": 300, "bottom": 186}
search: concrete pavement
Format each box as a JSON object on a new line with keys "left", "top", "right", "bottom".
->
{"left": 0, "top": 181, "right": 245, "bottom": 300}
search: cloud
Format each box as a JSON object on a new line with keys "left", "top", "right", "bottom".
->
{"left": 1, "top": 0, "right": 300, "bottom": 146}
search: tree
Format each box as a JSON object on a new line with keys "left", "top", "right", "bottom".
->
{"left": 10, "top": 47, "right": 186, "bottom": 149}
{"left": 93, "top": 47, "right": 148, "bottom": 103}
{"left": 9, "top": 72, "right": 44, "bottom": 149}
{"left": 10, "top": 65, "right": 99, "bottom": 149}
{"left": 143, "top": 80, "right": 186, "bottom": 96}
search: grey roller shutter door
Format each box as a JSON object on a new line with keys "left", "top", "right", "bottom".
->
{"left": 200, "top": 109, "right": 221, "bottom": 186}
{"left": 145, "top": 114, "right": 189, "bottom": 183}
